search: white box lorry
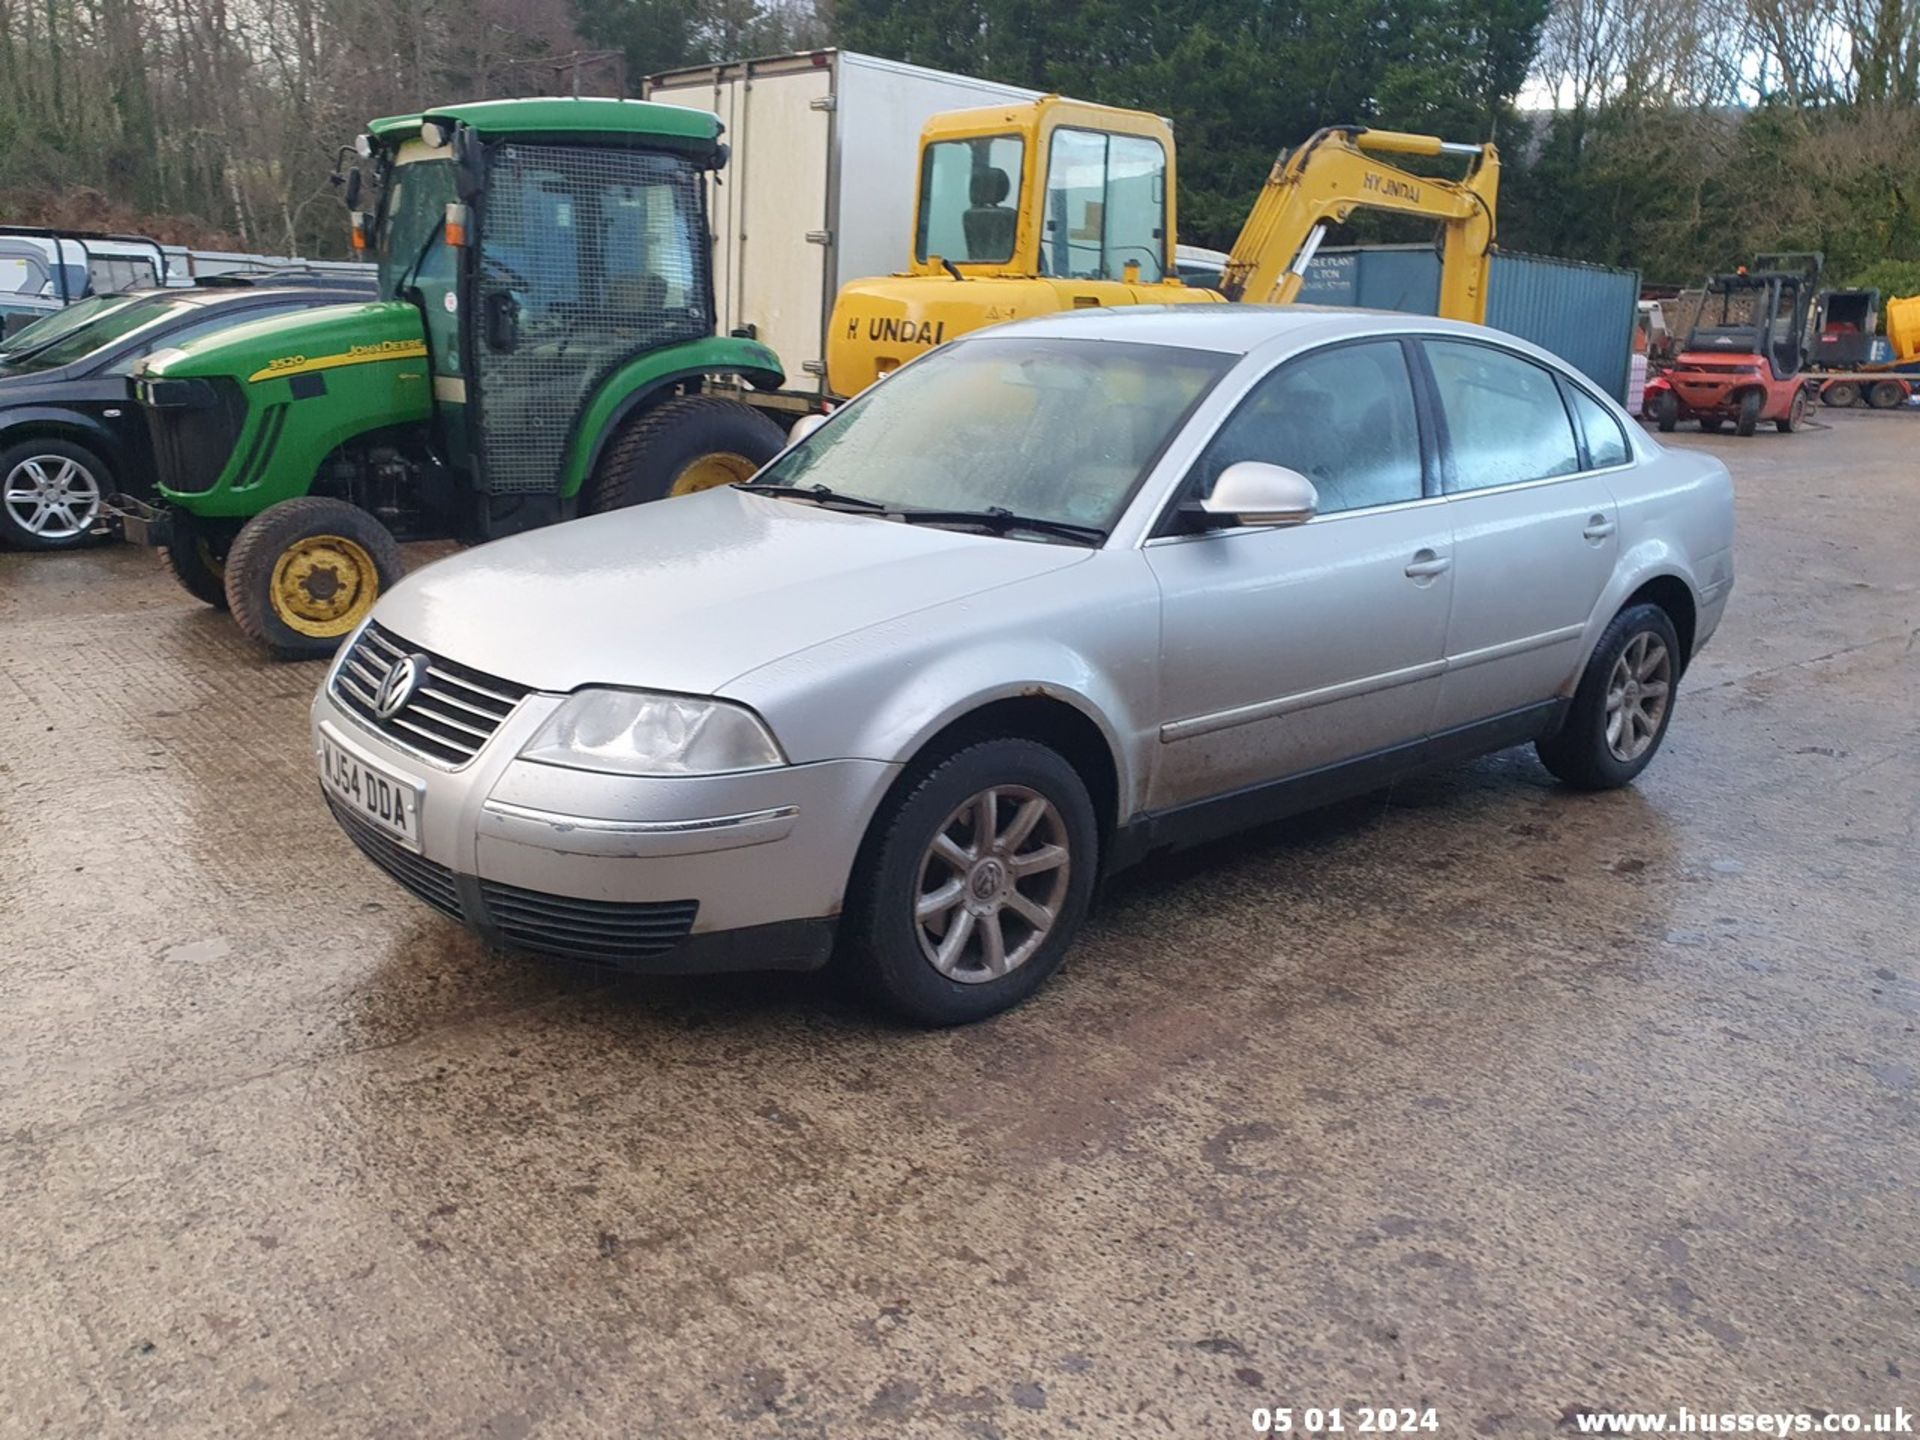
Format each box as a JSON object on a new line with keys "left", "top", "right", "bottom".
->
{"left": 645, "top": 49, "right": 1039, "bottom": 403}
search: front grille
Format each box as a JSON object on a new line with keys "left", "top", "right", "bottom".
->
{"left": 144, "top": 377, "right": 247, "bottom": 495}
{"left": 324, "top": 792, "right": 702, "bottom": 963}
{"left": 478, "top": 879, "right": 699, "bottom": 962}
{"left": 331, "top": 622, "right": 531, "bottom": 767}
{"left": 325, "top": 794, "right": 463, "bottom": 919}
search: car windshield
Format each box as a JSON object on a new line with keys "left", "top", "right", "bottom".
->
{"left": 0, "top": 293, "right": 130, "bottom": 357}
{"left": 749, "top": 336, "right": 1231, "bottom": 536}
{"left": 0, "top": 297, "right": 188, "bottom": 374}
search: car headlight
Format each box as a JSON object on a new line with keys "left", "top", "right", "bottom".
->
{"left": 519, "top": 688, "right": 786, "bottom": 776}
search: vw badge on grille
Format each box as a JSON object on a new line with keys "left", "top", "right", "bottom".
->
{"left": 375, "top": 654, "right": 427, "bottom": 719}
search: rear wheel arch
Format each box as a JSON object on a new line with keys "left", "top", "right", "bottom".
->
{"left": 1621, "top": 574, "right": 1697, "bottom": 673}
{"left": 565, "top": 363, "right": 785, "bottom": 500}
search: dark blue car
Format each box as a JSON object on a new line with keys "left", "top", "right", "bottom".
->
{"left": 0, "top": 281, "right": 371, "bottom": 551}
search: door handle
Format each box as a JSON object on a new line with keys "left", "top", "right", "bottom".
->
{"left": 1583, "top": 514, "right": 1616, "bottom": 541}
{"left": 1404, "top": 550, "right": 1452, "bottom": 579}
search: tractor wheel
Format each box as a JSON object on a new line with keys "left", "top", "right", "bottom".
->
{"left": 1867, "top": 380, "right": 1907, "bottom": 410}
{"left": 582, "top": 395, "right": 786, "bottom": 514}
{"left": 160, "top": 512, "right": 237, "bottom": 609}
{"left": 1698, "top": 416, "right": 1724, "bottom": 434}
{"left": 1654, "top": 390, "right": 1678, "bottom": 433}
{"left": 224, "top": 497, "right": 404, "bottom": 660}
{"left": 1776, "top": 388, "right": 1809, "bottom": 433}
{"left": 1822, "top": 380, "right": 1859, "bottom": 408}
{"left": 1734, "top": 389, "right": 1762, "bottom": 437}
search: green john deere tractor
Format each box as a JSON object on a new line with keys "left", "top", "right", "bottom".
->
{"left": 123, "top": 97, "right": 786, "bottom": 657}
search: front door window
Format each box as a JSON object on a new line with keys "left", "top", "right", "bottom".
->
{"left": 1041, "top": 129, "right": 1167, "bottom": 282}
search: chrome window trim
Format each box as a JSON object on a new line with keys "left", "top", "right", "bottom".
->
{"left": 1436, "top": 458, "right": 1637, "bottom": 501}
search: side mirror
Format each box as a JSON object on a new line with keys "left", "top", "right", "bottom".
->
{"left": 1197, "top": 461, "right": 1318, "bottom": 527}
{"left": 483, "top": 291, "right": 519, "bottom": 352}
{"left": 342, "top": 168, "right": 362, "bottom": 210}
{"left": 786, "top": 412, "right": 829, "bottom": 446}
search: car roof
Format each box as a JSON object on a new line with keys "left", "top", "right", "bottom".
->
{"left": 971, "top": 303, "right": 1511, "bottom": 355}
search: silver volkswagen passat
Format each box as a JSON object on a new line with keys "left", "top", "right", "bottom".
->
{"left": 314, "top": 307, "right": 1734, "bottom": 1025}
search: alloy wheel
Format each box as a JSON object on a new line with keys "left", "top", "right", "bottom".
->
{"left": 3, "top": 454, "right": 101, "bottom": 540}
{"left": 1605, "top": 631, "right": 1672, "bottom": 762}
{"left": 914, "top": 784, "right": 1072, "bottom": 983}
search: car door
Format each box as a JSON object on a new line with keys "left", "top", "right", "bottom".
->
{"left": 1420, "top": 338, "right": 1623, "bottom": 734}
{"left": 1144, "top": 337, "right": 1454, "bottom": 811}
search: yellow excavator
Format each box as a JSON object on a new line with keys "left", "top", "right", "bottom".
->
{"left": 826, "top": 96, "right": 1500, "bottom": 396}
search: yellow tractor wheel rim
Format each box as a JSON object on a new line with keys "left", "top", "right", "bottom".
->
{"left": 670, "top": 451, "right": 758, "bottom": 497}
{"left": 269, "top": 534, "right": 379, "bottom": 638}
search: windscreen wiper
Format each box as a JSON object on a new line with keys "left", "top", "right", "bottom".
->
{"left": 742, "top": 482, "right": 887, "bottom": 512}
{"left": 891, "top": 506, "right": 1107, "bottom": 545}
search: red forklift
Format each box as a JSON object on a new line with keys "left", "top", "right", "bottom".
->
{"left": 1647, "top": 270, "right": 1813, "bottom": 436}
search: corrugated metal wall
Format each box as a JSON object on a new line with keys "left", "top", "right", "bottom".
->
{"left": 1297, "top": 245, "right": 1641, "bottom": 401}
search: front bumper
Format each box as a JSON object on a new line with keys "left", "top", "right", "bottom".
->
{"left": 313, "top": 680, "right": 899, "bottom": 974}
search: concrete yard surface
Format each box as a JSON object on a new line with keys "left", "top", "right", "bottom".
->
{"left": 1, "top": 411, "right": 1915, "bottom": 1437}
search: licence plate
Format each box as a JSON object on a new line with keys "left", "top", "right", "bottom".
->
{"left": 321, "top": 734, "right": 422, "bottom": 850}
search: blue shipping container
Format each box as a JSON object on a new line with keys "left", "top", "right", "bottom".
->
{"left": 1297, "top": 245, "right": 1641, "bottom": 401}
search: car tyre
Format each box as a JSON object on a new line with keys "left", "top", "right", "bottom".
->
{"left": 225, "top": 496, "right": 404, "bottom": 660}
{"left": 839, "top": 737, "right": 1099, "bottom": 1026}
{"left": 160, "top": 511, "right": 236, "bottom": 608}
{"left": 582, "top": 395, "right": 785, "bottom": 513}
{"left": 1654, "top": 390, "right": 1678, "bottom": 433}
{"left": 1734, "top": 389, "right": 1761, "bottom": 437}
{"left": 0, "top": 437, "right": 110, "bottom": 551}
{"left": 1536, "top": 603, "right": 1682, "bottom": 791}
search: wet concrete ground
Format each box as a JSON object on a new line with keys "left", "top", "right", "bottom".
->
{"left": 2, "top": 411, "right": 1916, "bottom": 1438}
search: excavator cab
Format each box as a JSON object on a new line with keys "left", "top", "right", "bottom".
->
{"left": 826, "top": 102, "right": 1501, "bottom": 398}
{"left": 829, "top": 98, "right": 1218, "bottom": 395}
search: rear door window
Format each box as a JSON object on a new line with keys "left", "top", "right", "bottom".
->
{"left": 1424, "top": 340, "right": 1581, "bottom": 491}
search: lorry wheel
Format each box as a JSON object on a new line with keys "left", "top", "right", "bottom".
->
{"left": 1776, "top": 388, "right": 1808, "bottom": 433}
{"left": 1821, "top": 381, "right": 1859, "bottom": 408}
{"left": 582, "top": 395, "right": 786, "bottom": 513}
{"left": 1734, "top": 389, "right": 1761, "bottom": 437}
{"left": 0, "top": 437, "right": 109, "bottom": 550}
{"left": 1867, "top": 380, "right": 1906, "bottom": 410}
{"left": 224, "top": 497, "right": 404, "bottom": 660}
{"left": 1654, "top": 390, "right": 1677, "bottom": 433}
{"left": 160, "top": 513, "right": 236, "bottom": 608}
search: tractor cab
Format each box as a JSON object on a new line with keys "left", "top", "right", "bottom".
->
{"left": 129, "top": 96, "right": 787, "bottom": 658}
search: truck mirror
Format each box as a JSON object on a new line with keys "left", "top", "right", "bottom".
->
{"left": 343, "top": 169, "right": 362, "bottom": 210}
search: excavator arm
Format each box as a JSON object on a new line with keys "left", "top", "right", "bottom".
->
{"left": 1221, "top": 127, "right": 1499, "bottom": 323}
